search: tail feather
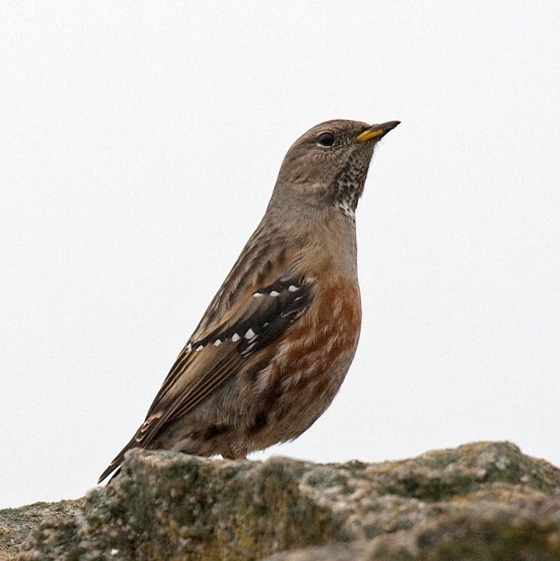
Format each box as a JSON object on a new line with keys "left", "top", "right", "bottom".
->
{"left": 98, "top": 434, "right": 141, "bottom": 483}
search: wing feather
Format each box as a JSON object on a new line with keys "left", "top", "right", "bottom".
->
{"left": 99, "top": 246, "right": 313, "bottom": 483}
{"left": 140, "top": 277, "right": 312, "bottom": 438}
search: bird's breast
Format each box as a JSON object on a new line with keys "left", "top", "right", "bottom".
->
{"left": 246, "top": 274, "right": 362, "bottom": 446}
{"left": 257, "top": 273, "right": 361, "bottom": 396}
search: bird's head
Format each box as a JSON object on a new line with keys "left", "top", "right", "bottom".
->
{"left": 272, "top": 119, "right": 399, "bottom": 219}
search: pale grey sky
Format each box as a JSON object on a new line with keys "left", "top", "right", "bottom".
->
{"left": 1, "top": 2, "right": 559, "bottom": 509}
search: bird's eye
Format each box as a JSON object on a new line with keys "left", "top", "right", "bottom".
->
{"left": 316, "top": 132, "right": 335, "bottom": 147}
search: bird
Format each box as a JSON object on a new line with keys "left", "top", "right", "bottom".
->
{"left": 98, "top": 118, "right": 399, "bottom": 483}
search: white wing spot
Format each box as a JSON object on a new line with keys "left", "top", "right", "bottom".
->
{"left": 244, "top": 328, "right": 256, "bottom": 339}
{"left": 214, "top": 339, "right": 222, "bottom": 346}
{"left": 288, "top": 285, "right": 300, "bottom": 292}
{"left": 269, "top": 290, "right": 280, "bottom": 297}
{"left": 196, "top": 344, "right": 204, "bottom": 351}
{"left": 253, "top": 292, "right": 263, "bottom": 298}
{"left": 231, "top": 333, "right": 241, "bottom": 342}
{"left": 185, "top": 343, "right": 192, "bottom": 352}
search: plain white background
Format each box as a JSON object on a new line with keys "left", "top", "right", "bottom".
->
{"left": 1, "top": 2, "right": 559, "bottom": 509}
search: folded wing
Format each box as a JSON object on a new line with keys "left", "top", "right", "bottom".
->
{"left": 98, "top": 274, "right": 312, "bottom": 482}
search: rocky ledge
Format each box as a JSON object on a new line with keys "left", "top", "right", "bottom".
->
{"left": 4, "top": 441, "right": 560, "bottom": 560}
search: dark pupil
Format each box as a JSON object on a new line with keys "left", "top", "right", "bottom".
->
{"left": 317, "top": 132, "right": 335, "bottom": 147}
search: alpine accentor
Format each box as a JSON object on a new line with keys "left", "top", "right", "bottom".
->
{"left": 99, "top": 119, "right": 399, "bottom": 482}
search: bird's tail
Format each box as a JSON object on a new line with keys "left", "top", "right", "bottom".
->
{"left": 98, "top": 434, "right": 141, "bottom": 483}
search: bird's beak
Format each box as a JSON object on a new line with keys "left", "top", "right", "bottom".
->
{"left": 355, "top": 121, "right": 400, "bottom": 142}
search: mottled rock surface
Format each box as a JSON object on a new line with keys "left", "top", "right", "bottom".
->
{"left": 0, "top": 500, "right": 83, "bottom": 561}
{"left": 8, "top": 441, "right": 560, "bottom": 560}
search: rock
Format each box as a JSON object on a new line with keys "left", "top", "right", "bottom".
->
{"left": 12, "top": 442, "right": 560, "bottom": 560}
{"left": 265, "top": 497, "right": 560, "bottom": 560}
{"left": 0, "top": 500, "right": 83, "bottom": 561}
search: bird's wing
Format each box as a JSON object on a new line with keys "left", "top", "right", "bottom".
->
{"left": 139, "top": 275, "right": 312, "bottom": 440}
{"left": 99, "top": 249, "right": 313, "bottom": 482}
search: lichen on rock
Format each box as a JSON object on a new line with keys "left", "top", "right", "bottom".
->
{"left": 9, "top": 441, "right": 560, "bottom": 560}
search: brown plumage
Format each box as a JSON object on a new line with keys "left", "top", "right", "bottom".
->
{"left": 99, "top": 119, "right": 399, "bottom": 483}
